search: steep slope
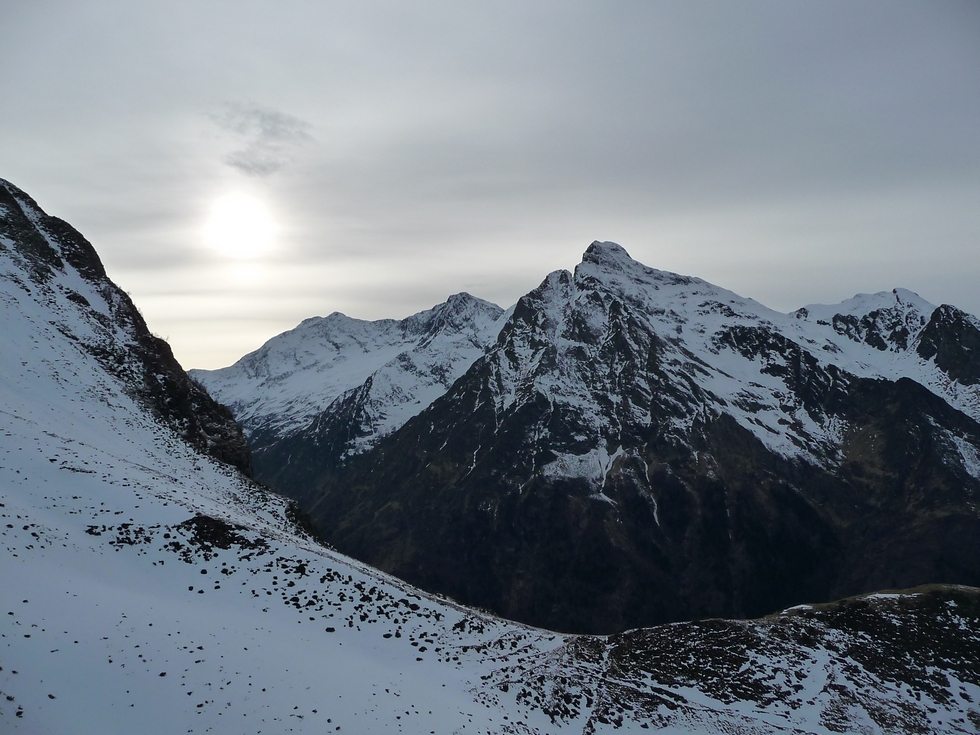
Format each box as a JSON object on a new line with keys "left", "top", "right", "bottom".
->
{"left": 0, "top": 179, "right": 251, "bottom": 473}
{"left": 260, "top": 242, "right": 980, "bottom": 633}
{"left": 3, "top": 181, "right": 980, "bottom": 735}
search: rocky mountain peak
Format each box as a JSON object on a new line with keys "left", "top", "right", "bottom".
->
{"left": 581, "top": 239, "right": 633, "bottom": 265}
{"left": 445, "top": 290, "right": 485, "bottom": 309}
{"left": 403, "top": 291, "right": 504, "bottom": 340}
{"left": 577, "top": 240, "right": 647, "bottom": 287}
{"left": 575, "top": 241, "right": 704, "bottom": 313}
{"left": 794, "top": 287, "right": 936, "bottom": 352}
{"left": 1, "top": 179, "right": 110, "bottom": 286}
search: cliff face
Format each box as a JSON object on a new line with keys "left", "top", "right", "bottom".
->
{"left": 0, "top": 178, "right": 251, "bottom": 474}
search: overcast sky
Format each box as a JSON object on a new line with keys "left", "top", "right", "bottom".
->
{"left": 2, "top": 1, "right": 978, "bottom": 369}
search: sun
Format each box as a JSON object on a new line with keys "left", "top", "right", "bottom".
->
{"left": 204, "top": 193, "right": 277, "bottom": 259}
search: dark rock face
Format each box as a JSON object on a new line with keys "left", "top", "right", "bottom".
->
{"left": 283, "top": 375, "right": 980, "bottom": 634}
{"left": 239, "top": 241, "right": 980, "bottom": 634}
{"left": 917, "top": 304, "right": 980, "bottom": 385}
{"left": 251, "top": 378, "right": 375, "bottom": 492}
{"left": 0, "top": 178, "right": 251, "bottom": 474}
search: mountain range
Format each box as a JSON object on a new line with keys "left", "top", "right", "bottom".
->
{"left": 4, "top": 176, "right": 980, "bottom": 734}
{"left": 195, "top": 241, "right": 980, "bottom": 634}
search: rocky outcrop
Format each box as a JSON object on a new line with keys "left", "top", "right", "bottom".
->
{"left": 917, "top": 304, "right": 980, "bottom": 385}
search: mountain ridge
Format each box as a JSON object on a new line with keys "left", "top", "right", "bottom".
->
{"left": 0, "top": 178, "right": 251, "bottom": 474}
{"left": 191, "top": 290, "right": 509, "bottom": 459}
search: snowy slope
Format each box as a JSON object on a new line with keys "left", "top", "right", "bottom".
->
{"left": 0, "top": 180, "right": 251, "bottom": 473}
{"left": 0, "top": 266, "right": 561, "bottom": 733}
{"left": 191, "top": 293, "right": 509, "bottom": 453}
{"left": 488, "top": 241, "right": 980, "bottom": 474}
{"left": 3, "top": 182, "right": 980, "bottom": 734}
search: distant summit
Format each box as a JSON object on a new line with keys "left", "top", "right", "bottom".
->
{"left": 191, "top": 291, "right": 509, "bottom": 469}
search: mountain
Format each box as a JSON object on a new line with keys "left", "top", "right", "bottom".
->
{"left": 0, "top": 179, "right": 251, "bottom": 474}
{"left": 211, "top": 240, "right": 980, "bottom": 634}
{"left": 191, "top": 292, "right": 509, "bottom": 481}
{"left": 0, "top": 175, "right": 567, "bottom": 733}
{"left": 3, "top": 179, "right": 980, "bottom": 735}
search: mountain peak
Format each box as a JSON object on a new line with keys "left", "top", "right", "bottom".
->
{"left": 194, "top": 290, "right": 507, "bottom": 446}
{"left": 445, "top": 291, "right": 478, "bottom": 306}
{"left": 800, "top": 288, "right": 936, "bottom": 326}
{"left": 582, "top": 240, "right": 634, "bottom": 267}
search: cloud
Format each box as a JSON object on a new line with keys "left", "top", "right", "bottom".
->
{"left": 213, "top": 103, "right": 312, "bottom": 177}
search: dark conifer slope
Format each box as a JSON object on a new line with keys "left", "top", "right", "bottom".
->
{"left": 219, "top": 242, "right": 980, "bottom": 634}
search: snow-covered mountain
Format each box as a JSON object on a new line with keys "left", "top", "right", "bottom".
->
{"left": 470, "top": 241, "right": 980, "bottom": 467}
{"left": 228, "top": 241, "right": 980, "bottom": 634}
{"left": 191, "top": 293, "right": 509, "bottom": 460}
{"left": 206, "top": 242, "right": 980, "bottom": 475}
{"left": 3, "top": 178, "right": 980, "bottom": 734}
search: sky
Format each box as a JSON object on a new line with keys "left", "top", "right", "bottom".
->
{"left": 1, "top": 1, "right": 978, "bottom": 370}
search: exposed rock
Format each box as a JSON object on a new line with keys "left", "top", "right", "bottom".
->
{"left": 917, "top": 304, "right": 980, "bottom": 385}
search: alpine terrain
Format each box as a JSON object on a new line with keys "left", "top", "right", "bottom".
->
{"left": 191, "top": 291, "right": 511, "bottom": 480}
{"left": 197, "top": 241, "right": 980, "bottom": 635}
{"left": 4, "top": 177, "right": 980, "bottom": 734}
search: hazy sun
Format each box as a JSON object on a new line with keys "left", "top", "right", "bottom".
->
{"left": 204, "top": 193, "right": 276, "bottom": 259}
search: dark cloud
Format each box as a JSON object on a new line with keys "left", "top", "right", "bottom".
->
{"left": 213, "top": 103, "right": 313, "bottom": 177}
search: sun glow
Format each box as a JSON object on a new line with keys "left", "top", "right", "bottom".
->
{"left": 204, "top": 193, "right": 276, "bottom": 259}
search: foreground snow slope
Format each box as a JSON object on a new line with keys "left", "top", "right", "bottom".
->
{"left": 0, "top": 308, "right": 561, "bottom": 734}
{"left": 2, "top": 179, "right": 980, "bottom": 734}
